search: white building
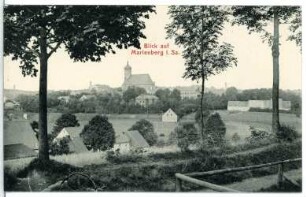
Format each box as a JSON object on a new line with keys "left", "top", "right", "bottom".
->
{"left": 113, "top": 130, "right": 150, "bottom": 153}
{"left": 162, "top": 108, "right": 178, "bottom": 122}
{"left": 227, "top": 99, "right": 291, "bottom": 111}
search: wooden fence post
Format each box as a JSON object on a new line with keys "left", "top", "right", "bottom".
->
{"left": 277, "top": 163, "right": 284, "bottom": 188}
{"left": 176, "top": 177, "right": 182, "bottom": 192}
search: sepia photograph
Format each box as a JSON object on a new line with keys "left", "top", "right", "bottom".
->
{"left": 2, "top": 0, "right": 303, "bottom": 194}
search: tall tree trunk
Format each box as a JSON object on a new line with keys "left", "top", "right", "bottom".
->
{"left": 272, "top": 9, "right": 280, "bottom": 134}
{"left": 38, "top": 27, "right": 50, "bottom": 161}
{"left": 199, "top": 6, "right": 205, "bottom": 145}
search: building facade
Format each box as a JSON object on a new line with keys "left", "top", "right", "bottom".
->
{"left": 227, "top": 99, "right": 291, "bottom": 111}
{"left": 162, "top": 108, "right": 178, "bottom": 122}
{"left": 122, "top": 62, "right": 156, "bottom": 94}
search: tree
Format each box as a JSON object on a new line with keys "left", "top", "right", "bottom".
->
{"left": 128, "top": 119, "right": 157, "bottom": 146}
{"left": 231, "top": 6, "right": 301, "bottom": 134}
{"left": 175, "top": 123, "right": 199, "bottom": 152}
{"left": 4, "top": 5, "right": 155, "bottom": 161}
{"left": 52, "top": 113, "right": 80, "bottom": 139}
{"left": 122, "top": 87, "right": 147, "bottom": 103}
{"left": 166, "top": 6, "right": 237, "bottom": 145}
{"left": 205, "top": 113, "right": 226, "bottom": 147}
{"left": 80, "top": 115, "right": 115, "bottom": 151}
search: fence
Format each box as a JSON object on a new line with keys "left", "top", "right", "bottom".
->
{"left": 175, "top": 158, "right": 302, "bottom": 192}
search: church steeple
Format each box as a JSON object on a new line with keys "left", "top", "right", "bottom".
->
{"left": 124, "top": 61, "right": 132, "bottom": 80}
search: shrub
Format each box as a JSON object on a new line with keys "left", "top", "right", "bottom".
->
{"left": 231, "top": 132, "right": 241, "bottom": 143}
{"left": 205, "top": 113, "right": 226, "bottom": 147}
{"left": 128, "top": 119, "right": 158, "bottom": 146}
{"left": 106, "top": 150, "right": 143, "bottom": 164}
{"left": 49, "top": 136, "right": 70, "bottom": 155}
{"left": 246, "top": 126, "right": 275, "bottom": 145}
{"left": 80, "top": 115, "right": 115, "bottom": 151}
{"left": 175, "top": 123, "right": 199, "bottom": 152}
{"left": 276, "top": 124, "right": 300, "bottom": 142}
{"left": 4, "top": 170, "right": 17, "bottom": 191}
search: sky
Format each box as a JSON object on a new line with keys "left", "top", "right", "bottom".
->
{"left": 3, "top": 5, "right": 302, "bottom": 91}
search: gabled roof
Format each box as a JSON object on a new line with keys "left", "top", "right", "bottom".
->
{"left": 68, "top": 137, "right": 88, "bottom": 153}
{"left": 123, "top": 74, "right": 154, "bottom": 86}
{"left": 4, "top": 143, "right": 37, "bottom": 160}
{"left": 126, "top": 130, "right": 149, "bottom": 148}
{"left": 4, "top": 121, "right": 38, "bottom": 149}
{"left": 163, "top": 108, "right": 177, "bottom": 116}
{"left": 59, "top": 127, "right": 82, "bottom": 138}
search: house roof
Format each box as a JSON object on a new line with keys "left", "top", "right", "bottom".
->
{"left": 4, "top": 143, "right": 37, "bottom": 160}
{"left": 61, "top": 127, "right": 82, "bottom": 138}
{"left": 4, "top": 121, "right": 38, "bottom": 149}
{"left": 163, "top": 108, "right": 177, "bottom": 116}
{"left": 68, "top": 137, "right": 88, "bottom": 153}
{"left": 123, "top": 74, "right": 154, "bottom": 86}
{"left": 126, "top": 130, "right": 149, "bottom": 148}
{"left": 228, "top": 101, "right": 249, "bottom": 107}
{"left": 115, "top": 133, "right": 130, "bottom": 144}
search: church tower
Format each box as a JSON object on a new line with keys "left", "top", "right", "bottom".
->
{"left": 124, "top": 61, "right": 132, "bottom": 81}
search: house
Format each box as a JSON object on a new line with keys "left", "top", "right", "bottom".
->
{"left": 227, "top": 99, "right": 291, "bottom": 111}
{"left": 4, "top": 121, "right": 38, "bottom": 160}
{"left": 162, "top": 108, "right": 178, "bottom": 122}
{"left": 113, "top": 130, "right": 149, "bottom": 153}
{"left": 79, "top": 94, "right": 96, "bottom": 102}
{"left": 122, "top": 62, "right": 156, "bottom": 94}
{"left": 4, "top": 100, "right": 21, "bottom": 111}
{"left": 113, "top": 134, "right": 130, "bottom": 153}
{"left": 57, "top": 96, "right": 70, "bottom": 104}
{"left": 54, "top": 127, "right": 88, "bottom": 153}
{"left": 4, "top": 144, "right": 37, "bottom": 160}
{"left": 135, "top": 94, "right": 159, "bottom": 107}
{"left": 227, "top": 101, "right": 249, "bottom": 111}
{"left": 175, "top": 86, "right": 200, "bottom": 99}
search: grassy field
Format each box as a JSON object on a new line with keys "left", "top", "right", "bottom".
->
{"left": 183, "top": 110, "right": 301, "bottom": 142}
{"left": 6, "top": 110, "right": 301, "bottom": 146}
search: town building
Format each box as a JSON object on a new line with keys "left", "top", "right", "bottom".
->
{"left": 113, "top": 130, "right": 149, "bottom": 153}
{"left": 175, "top": 86, "right": 200, "bottom": 99}
{"left": 227, "top": 99, "right": 291, "bottom": 111}
{"left": 122, "top": 62, "right": 156, "bottom": 94}
{"left": 4, "top": 121, "right": 38, "bottom": 160}
{"left": 57, "top": 96, "right": 70, "bottom": 104}
{"left": 162, "top": 108, "right": 178, "bottom": 122}
{"left": 135, "top": 94, "right": 159, "bottom": 107}
{"left": 54, "top": 127, "right": 88, "bottom": 154}
{"left": 79, "top": 94, "right": 96, "bottom": 102}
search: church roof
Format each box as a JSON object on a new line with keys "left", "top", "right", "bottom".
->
{"left": 123, "top": 74, "right": 154, "bottom": 86}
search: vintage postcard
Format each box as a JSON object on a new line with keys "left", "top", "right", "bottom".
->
{"left": 2, "top": 0, "right": 303, "bottom": 194}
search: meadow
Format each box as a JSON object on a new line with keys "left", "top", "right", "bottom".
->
{"left": 22, "top": 110, "right": 301, "bottom": 143}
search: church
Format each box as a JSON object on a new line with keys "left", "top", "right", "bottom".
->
{"left": 122, "top": 62, "right": 156, "bottom": 94}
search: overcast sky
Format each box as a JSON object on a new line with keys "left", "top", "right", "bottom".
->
{"left": 4, "top": 5, "right": 302, "bottom": 91}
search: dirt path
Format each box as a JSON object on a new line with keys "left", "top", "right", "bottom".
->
{"left": 201, "top": 168, "right": 302, "bottom": 192}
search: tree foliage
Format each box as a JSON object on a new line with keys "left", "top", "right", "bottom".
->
{"left": 52, "top": 113, "right": 80, "bottom": 139}
{"left": 166, "top": 6, "right": 237, "bottom": 144}
{"left": 123, "top": 87, "right": 146, "bottom": 103}
{"left": 175, "top": 123, "right": 199, "bottom": 152}
{"left": 128, "top": 119, "right": 157, "bottom": 146}
{"left": 4, "top": 5, "right": 155, "bottom": 161}
{"left": 205, "top": 113, "right": 226, "bottom": 147}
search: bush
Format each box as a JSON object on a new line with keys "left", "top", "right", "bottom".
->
{"left": 231, "top": 132, "right": 241, "bottom": 143}
{"left": 246, "top": 126, "right": 275, "bottom": 145}
{"left": 4, "top": 170, "right": 18, "bottom": 191}
{"left": 276, "top": 124, "right": 300, "bottom": 142}
{"left": 175, "top": 123, "right": 199, "bottom": 152}
{"left": 49, "top": 136, "right": 70, "bottom": 155}
{"left": 205, "top": 113, "right": 226, "bottom": 147}
{"left": 80, "top": 115, "right": 115, "bottom": 151}
{"left": 129, "top": 119, "right": 157, "bottom": 146}
{"left": 106, "top": 150, "right": 143, "bottom": 164}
